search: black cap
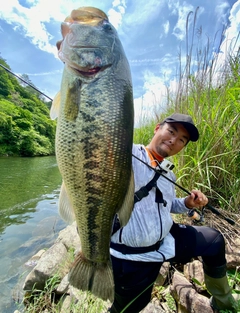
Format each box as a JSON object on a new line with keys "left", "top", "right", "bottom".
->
{"left": 163, "top": 113, "right": 199, "bottom": 142}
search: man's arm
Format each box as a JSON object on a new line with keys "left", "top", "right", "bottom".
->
{"left": 171, "top": 190, "right": 208, "bottom": 214}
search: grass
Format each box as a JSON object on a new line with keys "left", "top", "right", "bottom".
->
{"left": 219, "top": 269, "right": 240, "bottom": 313}
{"left": 23, "top": 275, "right": 62, "bottom": 313}
{"left": 134, "top": 8, "right": 240, "bottom": 214}
{"left": 21, "top": 275, "right": 108, "bottom": 313}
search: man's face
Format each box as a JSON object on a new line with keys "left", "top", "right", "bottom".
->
{"left": 148, "top": 122, "right": 190, "bottom": 157}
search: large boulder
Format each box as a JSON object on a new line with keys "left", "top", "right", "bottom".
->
{"left": 23, "top": 241, "right": 67, "bottom": 291}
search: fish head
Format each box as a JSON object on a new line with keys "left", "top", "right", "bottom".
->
{"left": 56, "top": 7, "right": 126, "bottom": 79}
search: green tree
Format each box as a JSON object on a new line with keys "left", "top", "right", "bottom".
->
{"left": 0, "top": 56, "right": 56, "bottom": 156}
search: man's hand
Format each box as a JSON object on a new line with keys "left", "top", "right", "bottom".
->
{"left": 184, "top": 190, "right": 208, "bottom": 209}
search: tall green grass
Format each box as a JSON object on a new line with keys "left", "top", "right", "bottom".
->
{"left": 134, "top": 8, "right": 240, "bottom": 212}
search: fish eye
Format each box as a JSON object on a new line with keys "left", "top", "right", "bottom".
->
{"left": 102, "top": 20, "right": 112, "bottom": 31}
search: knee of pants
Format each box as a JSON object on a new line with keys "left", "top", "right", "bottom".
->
{"left": 201, "top": 229, "right": 226, "bottom": 266}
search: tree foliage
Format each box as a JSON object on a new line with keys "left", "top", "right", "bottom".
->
{"left": 0, "top": 56, "right": 56, "bottom": 156}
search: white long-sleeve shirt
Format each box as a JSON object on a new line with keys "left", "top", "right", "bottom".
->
{"left": 110, "top": 144, "right": 189, "bottom": 262}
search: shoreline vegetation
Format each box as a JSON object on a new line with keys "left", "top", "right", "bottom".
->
{"left": 0, "top": 58, "right": 56, "bottom": 157}
{"left": 1, "top": 7, "right": 239, "bottom": 312}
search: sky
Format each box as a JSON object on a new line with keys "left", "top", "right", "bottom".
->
{"left": 0, "top": 0, "right": 239, "bottom": 126}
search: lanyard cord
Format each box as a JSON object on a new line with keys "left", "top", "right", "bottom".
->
{"left": 132, "top": 153, "right": 190, "bottom": 195}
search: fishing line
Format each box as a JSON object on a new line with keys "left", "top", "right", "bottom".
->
{"left": 1, "top": 62, "right": 235, "bottom": 225}
{"left": 0, "top": 63, "right": 53, "bottom": 101}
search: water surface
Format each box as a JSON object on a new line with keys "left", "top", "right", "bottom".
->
{"left": 0, "top": 156, "right": 66, "bottom": 313}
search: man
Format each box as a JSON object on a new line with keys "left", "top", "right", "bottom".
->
{"left": 109, "top": 113, "right": 237, "bottom": 313}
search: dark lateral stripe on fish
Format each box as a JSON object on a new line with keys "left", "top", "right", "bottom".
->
{"left": 79, "top": 132, "right": 104, "bottom": 144}
{"left": 85, "top": 172, "right": 104, "bottom": 183}
{"left": 85, "top": 194, "right": 102, "bottom": 205}
{"left": 85, "top": 186, "right": 104, "bottom": 200}
{"left": 85, "top": 99, "right": 103, "bottom": 108}
{"left": 87, "top": 214, "right": 101, "bottom": 256}
{"left": 79, "top": 111, "right": 96, "bottom": 123}
{"left": 83, "top": 160, "right": 100, "bottom": 170}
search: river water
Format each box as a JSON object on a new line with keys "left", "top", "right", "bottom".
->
{"left": 0, "top": 156, "right": 67, "bottom": 313}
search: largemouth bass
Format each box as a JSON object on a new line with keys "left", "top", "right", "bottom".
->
{"left": 50, "top": 7, "right": 134, "bottom": 301}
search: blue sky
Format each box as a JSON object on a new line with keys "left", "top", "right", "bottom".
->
{"left": 0, "top": 0, "right": 239, "bottom": 125}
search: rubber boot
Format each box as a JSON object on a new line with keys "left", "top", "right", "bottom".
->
{"left": 203, "top": 263, "right": 237, "bottom": 312}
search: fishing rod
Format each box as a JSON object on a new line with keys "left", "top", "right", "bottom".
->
{"left": 132, "top": 153, "right": 236, "bottom": 226}
{"left": 1, "top": 62, "right": 235, "bottom": 225}
{"left": 0, "top": 63, "right": 53, "bottom": 101}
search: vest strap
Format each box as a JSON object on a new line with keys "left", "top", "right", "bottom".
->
{"left": 110, "top": 239, "right": 163, "bottom": 254}
{"left": 134, "top": 171, "right": 160, "bottom": 204}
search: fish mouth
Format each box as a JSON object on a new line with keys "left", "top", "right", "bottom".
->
{"left": 75, "top": 67, "right": 102, "bottom": 77}
{"left": 69, "top": 64, "right": 110, "bottom": 77}
{"left": 60, "top": 46, "right": 112, "bottom": 77}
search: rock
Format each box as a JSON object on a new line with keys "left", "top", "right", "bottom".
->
{"left": 156, "top": 262, "right": 170, "bottom": 286}
{"left": 23, "top": 241, "right": 67, "bottom": 291}
{"left": 59, "top": 295, "right": 74, "bottom": 313}
{"left": 24, "top": 249, "right": 46, "bottom": 267}
{"left": 226, "top": 237, "right": 240, "bottom": 268}
{"left": 170, "top": 271, "right": 213, "bottom": 313}
{"left": 56, "top": 274, "right": 70, "bottom": 294}
{"left": 184, "top": 260, "right": 205, "bottom": 292}
{"left": 140, "top": 302, "right": 166, "bottom": 313}
{"left": 56, "top": 222, "right": 81, "bottom": 251}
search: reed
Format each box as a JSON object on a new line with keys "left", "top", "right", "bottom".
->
{"left": 134, "top": 7, "right": 240, "bottom": 212}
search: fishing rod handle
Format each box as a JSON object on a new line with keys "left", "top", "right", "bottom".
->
{"left": 187, "top": 209, "right": 201, "bottom": 221}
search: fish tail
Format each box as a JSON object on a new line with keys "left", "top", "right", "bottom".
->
{"left": 68, "top": 252, "right": 114, "bottom": 301}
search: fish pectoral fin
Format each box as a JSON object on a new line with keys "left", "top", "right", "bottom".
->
{"left": 58, "top": 181, "right": 76, "bottom": 224}
{"left": 68, "top": 252, "right": 114, "bottom": 301}
{"left": 50, "top": 91, "right": 61, "bottom": 120}
{"left": 117, "top": 168, "right": 135, "bottom": 227}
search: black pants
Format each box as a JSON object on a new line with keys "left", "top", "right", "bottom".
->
{"left": 109, "top": 223, "right": 226, "bottom": 313}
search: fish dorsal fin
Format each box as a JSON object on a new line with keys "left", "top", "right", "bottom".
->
{"left": 50, "top": 91, "right": 61, "bottom": 120}
{"left": 58, "top": 181, "right": 76, "bottom": 224}
{"left": 117, "top": 169, "right": 135, "bottom": 227}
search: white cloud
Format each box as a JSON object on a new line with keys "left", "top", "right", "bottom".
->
{"left": 0, "top": 0, "right": 109, "bottom": 58}
{"left": 24, "top": 69, "right": 62, "bottom": 77}
{"left": 108, "top": 8, "right": 124, "bottom": 29}
{"left": 224, "top": 0, "right": 240, "bottom": 47}
{"left": 112, "top": 0, "right": 123, "bottom": 6}
{"left": 123, "top": 0, "right": 164, "bottom": 27}
{"left": 215, "top": 1, "right": 231, "bottom": 25}
{"left": 108, "top": 0, "right": 126, "bottom": 29}
{"left": 215, "top": 0, "right": 240, "bottom": 71}
{"left": 172, "top": 2, "right": 195, "bottom": 41}
{"left": 167, "top": 0, "right": 179, "bottom": 15}
{"left": 163, "top": 20, "right": 170, "bottom": 36}
{"left": 0, "top": 0, "right": 63, "bottom": 57}
{"left": 134, "top": 71, "right": 170, "bottom": 126}
{"left": 130, "top": 58, "right": 163, "bottom": 66}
